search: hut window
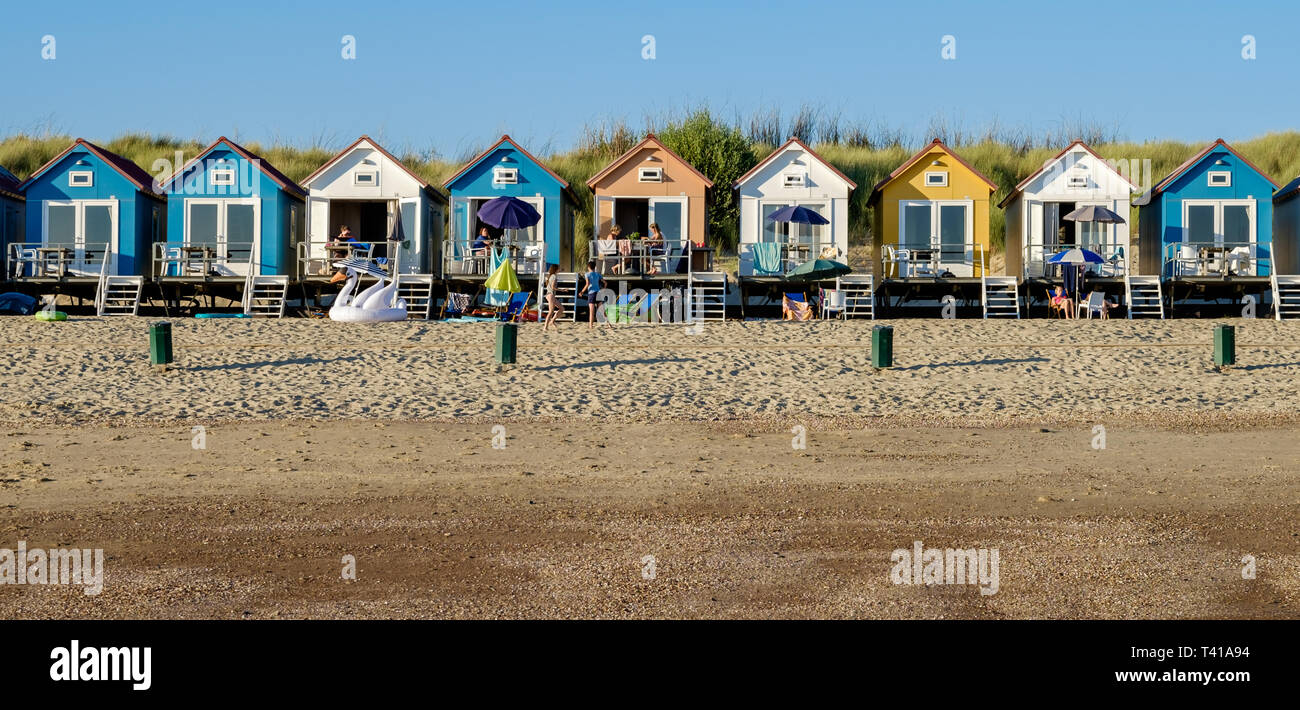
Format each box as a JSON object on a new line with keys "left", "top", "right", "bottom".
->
{"left": 924, "top": 171, "right": 948, "bottom": 187}
{"left": 210, "top": 168, "right": 236, "bottom": 186}
{"left": 68, "top": 171, "right": 93, "bottom": 188}
{"left": 1067, "top": 175, "right": 1088, "bottom": 189}
{"left": 493, "top": 167, "right": 518, "bottom": 185}
{"left": 353, "top": 171, "right": 378, "bottom": 186}
{"left": 638, "top": 167, "right": 663, "bottom": 183}
{"left": 1207, "top": 171, "right": 1231, "bottom": 187}
{"left": 783, "top": 172, "right": 805, "bottom": 188}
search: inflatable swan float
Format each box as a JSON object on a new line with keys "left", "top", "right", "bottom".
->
{"left": 329, "top": 259, "right": 407, "bottom": 322}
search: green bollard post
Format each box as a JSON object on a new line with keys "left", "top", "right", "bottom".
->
{"left": 149, "top": 321, "right": 173, "bottom": 372}
{"left": 495, "top": 322, "right": 518, "bottom": 365}
{"left": 871, "top": 325, "right": 894, "bottom": 369}
{"left": 1213, "top": 323, "right": 1235, "bottom": 368}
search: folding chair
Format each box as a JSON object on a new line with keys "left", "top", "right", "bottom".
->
{"left": 819, "top": 288, "right": 845, "bottom": 319}
{"left": 440, "top": 290, "right": 478, "bottom": 319}
{"left": 500, "top": 292, "right": 532, "bottom": 322}
{"left": 782, "top": 292, "right": 814, "bottom": 321}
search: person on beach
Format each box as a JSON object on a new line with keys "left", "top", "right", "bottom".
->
{"left": 644, "top": 222, "right": 664, "bottom": 276}
{"left": 582, "top": 259, "right": 611, "bottom": 330}
{"left": 329, "top": 225, "right": 362, "bottom": 282}
{"left": 543, "top": 264, "right": 564, "bottom": 332}
{"left": 472, "top": 227, "right": 494, "bottom": 274}
{"left": 1050, "top": 285, "right": 1075, "bottom": 319}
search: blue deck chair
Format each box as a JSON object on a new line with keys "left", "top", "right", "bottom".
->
{"left": 500, "top": 292, "right": 531, "bottom": 322}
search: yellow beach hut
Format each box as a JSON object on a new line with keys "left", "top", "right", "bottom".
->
{"left": 867, "top": 139, "right": 997, "bottom": 278}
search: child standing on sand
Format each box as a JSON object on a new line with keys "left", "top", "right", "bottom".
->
{"left": 581, "top": 260, "right": 611, "bottom": 330}
{"left": 543, "top": 264, "right": 563, "bottom": 332}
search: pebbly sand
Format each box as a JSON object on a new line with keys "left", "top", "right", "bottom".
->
{"left": 0, "top": 315, "right": 1298, "bottom": 619}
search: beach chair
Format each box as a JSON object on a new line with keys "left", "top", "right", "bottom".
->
{"left": 819, "top": 288, "right": 845, "bottom": 319}
{"left": 882, "top": 245, "right": 897, "bottom": 278}
{"left": 1078, "top": 291, "right": 1109, "bottom": 319}
{"left": 594, "top": 239, "right": 617, "bottom": 273}
{"left": 440, "top": 290, "right": 478, "bottom": 319}
{"left": 500, "top": 292, "right": 531, "bottom": 322}
{"left": 782, "top": 292, "right": 814, "bottom": 321}
{"left": 1046, "top": 289, "right": 1067, "bottom": 319}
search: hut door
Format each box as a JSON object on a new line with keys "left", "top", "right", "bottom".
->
{"left": 399, "top": 198, "right": 420, "bottom": 273}
{"left": 937, "top": 202, "right": 972, "bottom": 276}
{"left": 595, "top": 196, "right": 615, "bottom": 239}
{"left": 43, "top": 200, "right": 117, "bottom": 275}
{"left": 648, "top": 198, "right": 685, "bottom": 245}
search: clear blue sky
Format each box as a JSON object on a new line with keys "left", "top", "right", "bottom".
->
{"left": 2, "top": 0, "right": 1292, "bottom": 158}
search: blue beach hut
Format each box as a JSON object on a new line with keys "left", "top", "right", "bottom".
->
{"left": 0, "top": 165, "right": 24, "bottom": 275}
{"left": 441, "top": 135, "right": 577, "bottom": 277}
{"left": 1135, "top": 139, "right": 1278, "bottom": 277}
{"left": 156, "top": 137, "right": 306, "bottom": 277}
{"left": 13, "top": 139, "right": 164, "bottom": 278}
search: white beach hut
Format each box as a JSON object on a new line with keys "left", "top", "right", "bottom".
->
{"left": 1000, "top": 141, "right": 1136, "bottom": 279}
{"left": 301, "top": 135, "right": 447, "bottom": 276}
{"left": 734, "top": 137, "right": 856, "bottom": 276}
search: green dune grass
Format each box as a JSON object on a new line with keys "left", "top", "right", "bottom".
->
{"left": 6, "top": 109, "right": 1299, "bottom": 259}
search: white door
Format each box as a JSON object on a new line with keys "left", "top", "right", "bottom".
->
{"left": 43, "top": 200, "right": 118, "bottom": 275}
{"left": 398, "top": 197, "right": 421, "bottom": 273}
{"left": 1183, "top": 199, "right": 1256, "bottom": 275}
{"left": 185, "top": 199, "right": 259, "bottom": 276}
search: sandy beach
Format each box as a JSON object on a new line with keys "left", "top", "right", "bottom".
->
{"left": 1, "top": 316, "right": 1298, "bottom": 619}
{"left": 3, "top": 316, "right": 1300, "bottom": 425}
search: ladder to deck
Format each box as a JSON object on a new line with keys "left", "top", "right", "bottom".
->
{"left": 981, "top": 276, "right": 1021, "bottom": 318}
{"left": 550, "top": 273, "right": 578, "bottom": 322}
{"left": 1272, "top": 274, "right": 1300, "bottom": 320}
{"left": 689, "top": 272, "right": 727, "bottom": 322}
{"left": 242, "top": 275, "right": 289, "bottom": 317}
{"left": 1125, "top": 275, "right": 1165, "bottom": 319}
{"left": 396, "top": 274, "right": 435, "bottom": 319}
{"left": 95, "top": 276, "right": 144, "bottom": 316}
{"left": 838, "top": 275, "right": 875, "bottom": 319}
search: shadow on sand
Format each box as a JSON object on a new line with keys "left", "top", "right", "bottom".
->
{"left": 182, "top": 356, "right": 361, "bottom": 372}
{"left": 897, "top": 356, "right": 1050, "bottom": 371}
{"left": 531, "top": 357, "right": 695, "bottom": 371}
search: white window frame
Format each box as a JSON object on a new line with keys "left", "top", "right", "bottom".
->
{"left": 1066, "top": 174, "right": 1089, "bottom": 189}
{"left": 1207, "top": 170, "right": 1232, "bottom": 187}
{"left": 638, "top": 167, "right": 663, "bottom": 183}
{"left": 1181, "top": 199, "right": 1254, "bottom": 247}
{"left": 897, "top": 198, "right": 974, "bottom": 275}
{"left": 41, "top": 199, "right": 119, "bottom": 275}
{"left": 493, "top": 167, "right": 518, "bottom": 185}
{"left": 68, "top": 171, "right": 94, "bottom": 188}
{"left": 782, "top": 172, "right": 805, "bottom": 188}
{"left": 924, "top": 171, "right": 948, "bottom": 187}
{"left": 210, "top": 168, "right": 236, "bottom": 187}
{"left": 353, "top": 170, "right": 379, "bottom": 187}
{"left": 183, "top": 198, "right": 262, "bottom": 276}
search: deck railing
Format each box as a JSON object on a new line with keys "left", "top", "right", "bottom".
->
{"left": 881, "top": 242, "right": 986, "bottom": 278}
{"left": 154, "top": 241, "right": 261, "bottom": 278}
{"left": 7, "top": 242, "right": 112, "bottom": 279}
{"left": 298, "top": 239, "right": 398, "bottom": 280}
{"left": 443, "top": 237, "right": 545, "bottom": 277}
{"left": 741, "top": 238, "right": 840, "bottom": 276}
{"left": 1163, "top": 241, "right": 1270, "bottom": 277}
{"left": 1023, "top": 243, "right": 1128, "bottom": 279}
{"left": 586, "top": 237, "right": 692, "bottom": 276}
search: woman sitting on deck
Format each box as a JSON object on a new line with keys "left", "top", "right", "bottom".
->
{"left": 643, "top": 223, "right": 664, "bottom": 276}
